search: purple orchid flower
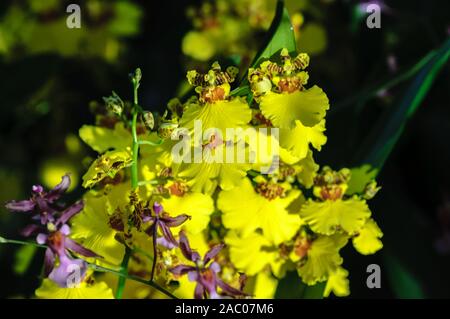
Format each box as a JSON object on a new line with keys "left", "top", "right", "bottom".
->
{"left": 37, "top": 223, "right": 100, "bottom": 288}
{"left": 357, "top": 1, "right": 393, "bottom": 15}
{"left": 143, "top": 202, "right": 190, "bottom": 247}
{"left": 5, "top": 174, "right": 101, "bottom": 287}
{"left": 169, "top": 232, "right": 247, "bottom": 299}
{"left": 143, "top": 202, "right": 190, "bottom": 280}
{"left": 5, "top": 174, "right": 75, "bottom": 225}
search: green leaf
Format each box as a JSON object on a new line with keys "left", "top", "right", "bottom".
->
{"left": 13, "top": 244, "right": 37, "bottom": 275}
{"left": 238, "top": 0, "right": 296, "bottom": 87}
{"left": 230, "top": 85, "right": 251, "bottom": 97}
{"left": 383, "top": 252, "right": 425, "bottom": 298}
{"left": 249, "top": 0, "right": 296, "bottom": 69}
{"left": 356, "top": 38, "right": 450, "bottom": 171}
{"left": 353, "top": 39, "right": 450, "bottom": 299}
{"left": 275, "top": 271, "right": 325, "bottom": 299}
{"left": 331, "top": 50, "right": 437, "bottom": 115}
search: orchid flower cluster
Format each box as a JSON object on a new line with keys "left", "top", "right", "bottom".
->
{"left": 182, "top": 0, "right": 327, "bottom": 67}
{"left": 4, "top": 47, "right": 382, "bottom": 299}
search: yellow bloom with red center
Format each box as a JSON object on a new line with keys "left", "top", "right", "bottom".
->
{"left": 218, "top": 177, "right": 302, "bottom": 245}
{"left": 291, "top": 234, "right": 348, "bottom": 285}
{"left": 299, "top": 167, "right": 372, "bottom": 236}
{"left": 300, "top": 197, "right": 371, "bottom": 236}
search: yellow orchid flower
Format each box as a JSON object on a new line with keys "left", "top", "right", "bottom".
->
{"left": 218, "top": 178, "right": 302, "bottom": 245}
{"left": 35, "top": 278, "right": 114, "bottom": 299}
{"left": 161, "top": 181, "right": 214, "bottom": 235}
{"left": 293, "top": 234, "right": 348, "bottom": 285}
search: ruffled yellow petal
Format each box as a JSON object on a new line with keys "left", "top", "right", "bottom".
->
{"left": 79, "top": 123, "right": 131, "bottom": 153}
{"left": 259, "top": 86, "right": 329, "bottom": 129}
{"left": 35, "top": 279, "right": 114, "bottom": 299}
{"left": 218, "top": 178, "right": 302, "bottom": 244}
{"left": 296, "top": 150, "right": 319, "bottom": 188}
{"left": 177, "top": 143, "right": 250, "bottom": 194}
{"left": 280, "top": 119, "right": 327, "bottom": 160}
{"left": 352, "top": 218, "right": 383, "bottom": 255}
{"left": 297, "top": 234, "right": 347, "bottom": 285}
{"left": 323, "top": 267, "right": 350, "bottom": 297}
{"left": 300, "top": 198, "right": 371, "bottom": 235}
{"left": 180, "top": 98, "right": 252, "bottom": 136}
{"left": 225, "top": 231, "right": 280, "bottom": 276}
{"left": 161, "top": 192, "right": 214, "bottom": 234}
{"left": 70, "top": 194, "right": 125, "bottom": 265}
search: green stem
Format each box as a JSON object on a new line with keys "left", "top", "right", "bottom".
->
{"left": 90, "top": 264, "right": 178, "bottom": 299}
{"left": 116, "top": 71, "right": 141, "bottom": 299}
{"left": 0, "top": 236, "right": 46, "bottom": 249}
{"left": 0, "top": 236, "right": 177, "bottom": 299}
{"left": 130, "top": 111, "right": 139, "bottom": 189}
{"left": 150, "top": 226, "right": 157, "bottom": 281}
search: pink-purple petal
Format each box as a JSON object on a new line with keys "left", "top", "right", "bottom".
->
{"left": 194, "top": 283, "right": 205, "bottom": 299}
{"left": 20, "top": 224, "right": 42, "bottom": 237}
{"left": 44, "top": 248, "right": 55, "bottom": 276}
{"left": 169, "top": 264, "right": 196, "bottom": 276}
{"left": 64, "top": 238, "right": 100, "bottom": 258}
{"left": 161, "top": 214, "right": 190, "bottom": 227}
{"left": 46, "top": 174, "right": 71, "bottom": 203}
{"left": 178, "top": 231, "right": 194, "bottom": 261}
{"left": 160, "top": 223, "right": 179, "bottom": 247}
{"left": 36, "top": 233, "right": 48, "bottom": 245}
{"left": 56, "top": 201, "right": 84, "bottom": 226}
{"left": 204, "top": 244, "right": 225, "bottom": 264}
{"left": 5, "top": 200, "right": 35, "bottom": 212}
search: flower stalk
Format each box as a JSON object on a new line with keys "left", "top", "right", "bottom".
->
{"left": 116, "top": 68, "right": 142, "bottom": 299}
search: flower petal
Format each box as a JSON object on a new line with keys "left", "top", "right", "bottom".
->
{"left": 259, "top": 86, "right": 329, "bottom": 129}
{"left": 178, "top": 231, "right": 195, "bottom": 261}
{"left": 161, "top": 214, "right": 190, "bottom": 228}
{"left": 170, "top": 265, "right": 196, "bottom": 276}
{"left": 300, "top": 198, "right": 371, "bottom": 236}
{"left": 5, "top": 200, "right": 35, "bottom": 212}
{"left": 352, "top": 218, "right": 383, "bottom": 255}
{"left": 56, "top": 201, "right": 84, "bottom": 226}
{"left": 44, "top": 248, "right": 55, "bottom": 276}
{"left": 65, "top": 238, "right": 101, "bottom": 258}
{"left": 204, "top": 244, "right": 224, "bottom": 264}
{"left": 46, "top": 174, "right": 71, "bottom": 202}
{"left": 20, "top": 224, "right": 42, "bottom": 237}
